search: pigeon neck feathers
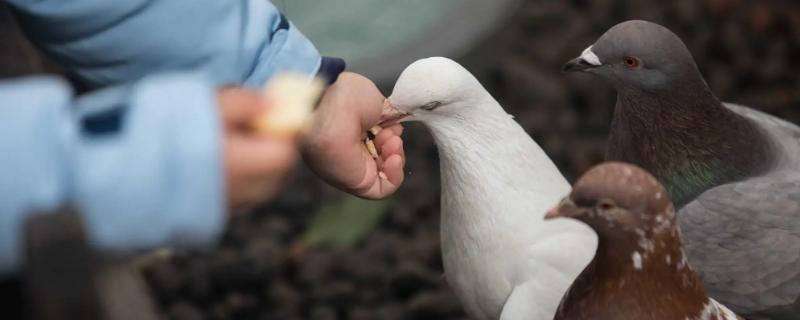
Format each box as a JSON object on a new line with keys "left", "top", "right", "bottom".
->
{"left": 429, "top": 98, "right": 570, "bottom": 229}
{"left": 606, "top": 87, "right": 774, "bottom": 207}
{"left": 557, "top": 226, "right": 714, "bottom": 319}
{"left": 430, "top": 99, "right": 567, "bottom": 193}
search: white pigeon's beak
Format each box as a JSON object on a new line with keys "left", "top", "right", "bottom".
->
{"left": 563, "top": 45, "right": 603, "bottom": 72}
{"left": 379, "top": 98, "right": 410, "bottom": 127}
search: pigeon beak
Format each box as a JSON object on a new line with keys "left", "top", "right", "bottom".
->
{"left": 562, "top": 45, "right": 602, "bottom": 73}
{"left": 379, "top": 99, "right": 410, "bottom": 127}
{"left": 562, "top": 57, "right": 595, "bottom": 72}
{"left": 544, "top": 198, "right": 581, "bottom": 220}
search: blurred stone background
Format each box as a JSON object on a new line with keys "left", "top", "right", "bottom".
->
{"left": 2, "top": 0, "right": 799, "bottom": 319}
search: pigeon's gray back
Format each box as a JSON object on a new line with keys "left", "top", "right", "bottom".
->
{"left": 679, "top": 103, "right": 800, "bottom": 319}
{"left": 726, "top": 103, "right": 800, "bottom": 169}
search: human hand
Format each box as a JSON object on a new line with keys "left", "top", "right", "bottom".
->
{"left": 301, "top": 72, "right": 405, "bottom": 199}
{"left": 218, "top": 87, "right": 298, "bottom": 214}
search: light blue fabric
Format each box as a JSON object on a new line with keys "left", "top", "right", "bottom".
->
{"left": 0, "top": 74, "right": 224, "bottom": 275}
{"left": 73, "top": 73, "right": 225, "bottom": 254}
{"left": 0, "top": 77, "right": 74, "bottom": 274}
{"left": 6, "top": 0, "right": 322, "bottom": 88}
{"left": 0, "top": 0, "right": 323, "bottom": 275}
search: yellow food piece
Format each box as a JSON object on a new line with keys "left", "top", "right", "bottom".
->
{"left": 366, "top": 138, "right": 379, "bottom": 159}
{"left": 252, "top": 73, "right": 324, "bottom": 137}
{"left": 369, "top": 125, "right": 383, "bottom": 136}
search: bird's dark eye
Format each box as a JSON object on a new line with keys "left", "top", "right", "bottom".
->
{"left": 623, "top": 56, "right": 640, "bottom": 68}
{"left": 421, "top": 101, "right": 442, "bottom": 111}
{"left": 597, "top": 199, "right": 616, "bottom": 210}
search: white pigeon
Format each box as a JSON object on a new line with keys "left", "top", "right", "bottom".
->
{"left": 380, "top": 57, "right": 598, "bottom": 320}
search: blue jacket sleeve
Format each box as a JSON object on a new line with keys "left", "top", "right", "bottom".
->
{"left": 0, "top": 74, "right": 224, "bottom": 275}
{"left": 0, "top": 77, "right": 73, "bottom": 274}
{"left": 5, "top": 0, "right": 323, "bottom": 89}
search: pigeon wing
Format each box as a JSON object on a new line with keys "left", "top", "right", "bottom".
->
{"left": 679, "top": 171, "right": 800, "bottom": 318}
{"left": 499, "top": 280, "right": 562, "bottom": 320}
{"left": 500, "top": 219, "right": 597, "bottom": 320}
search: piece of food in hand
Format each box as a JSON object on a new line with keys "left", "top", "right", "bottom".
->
{"left": 365, "top": 138, "right": 379, "bottom": 159}
{"left": 251, "top": 73, "right": 324, "bottom": 137}
{"left": 364, "top": 125, "right": 383, "bottom": 159}
{"left": 369, "top": 125, "right": 383, "bottom": 136}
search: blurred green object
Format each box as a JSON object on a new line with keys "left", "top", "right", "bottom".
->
{"left": 275, "top": 0, "right": 521, "bottom": 88}
{"left": 300, "top": 195, "right": 393, "bottom": 248}
{"left": 276, "top": 0, "right": 455, "bottom": 63}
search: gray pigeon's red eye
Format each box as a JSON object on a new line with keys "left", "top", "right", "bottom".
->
{"left": 623, "top": 56, "right": 640, "bottom": 68}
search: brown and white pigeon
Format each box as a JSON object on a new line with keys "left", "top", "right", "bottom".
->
{"left": 564, "top": 20, "right": 800, "bottom": 319}
{"left": 546, "top": 162, "right": 742, "bottom": 320}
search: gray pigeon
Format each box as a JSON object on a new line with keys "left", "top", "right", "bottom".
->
{"left": 564, "top": 20, "right": 800, "bottom": 319}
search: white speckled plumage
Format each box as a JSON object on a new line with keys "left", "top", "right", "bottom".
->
{"left": 386, "top": 57, "right": 597, "bottom": 320}
{"left": 688, "top": 298, "right": 739, "bottom": 320}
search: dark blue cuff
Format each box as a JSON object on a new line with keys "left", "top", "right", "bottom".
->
{"left": 317, "top": 57, "right": 346, "bottom": 85}
{"left": 81, "top": 104, "right": 126, "bottom": 136}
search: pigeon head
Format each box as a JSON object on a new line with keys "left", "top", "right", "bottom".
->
{"left": 380, "top": 57, "right": 491, "bottom": 126}
{"left": 546, "top": 162, "right": 675, "bottom": 237}
{"left": 563, "top": 20, "right": 705, "bottom": 94}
